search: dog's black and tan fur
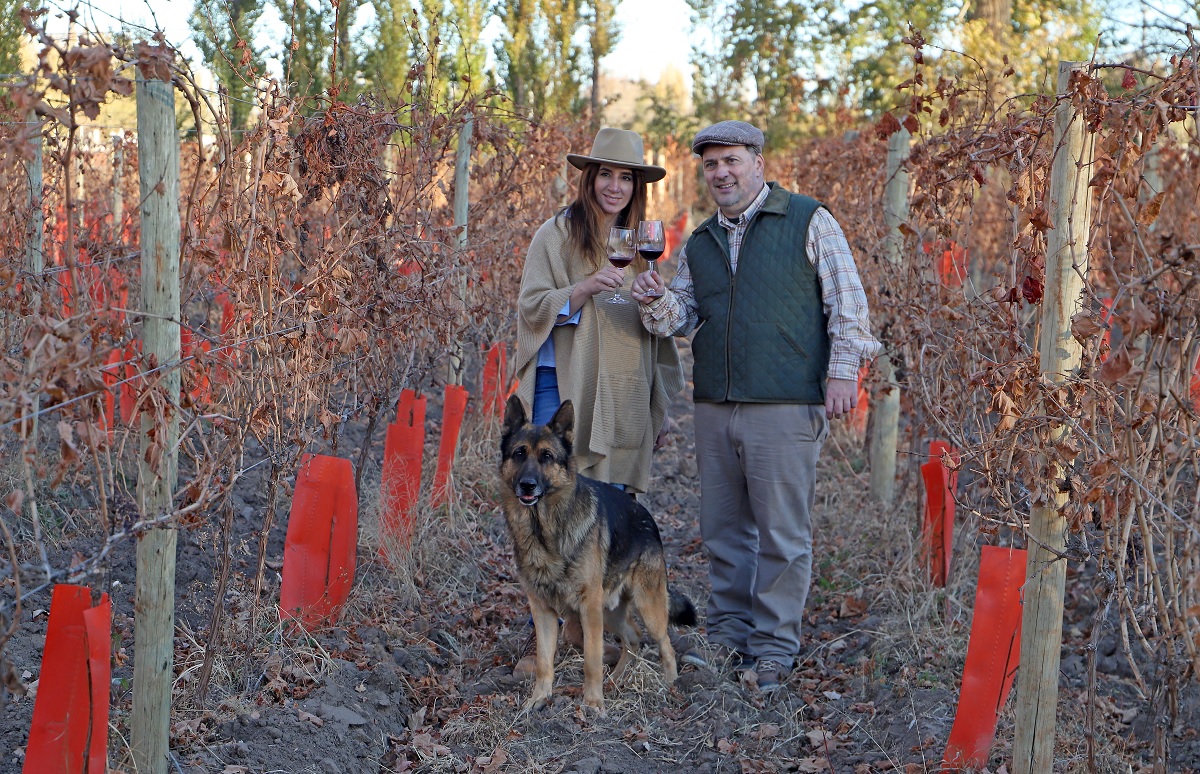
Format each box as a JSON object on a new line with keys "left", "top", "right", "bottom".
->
{"left": 499, "top": 395, "right": 696, "bottom": 713}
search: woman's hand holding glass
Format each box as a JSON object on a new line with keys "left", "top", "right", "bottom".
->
{"left": 580, "top": 264, "right": 627, "bottom": 298}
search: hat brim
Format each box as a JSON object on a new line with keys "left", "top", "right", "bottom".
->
{"left": 566, "top": 154, "right": 667, "bottom": 184}
{"left": 691, "top": 139, "right": 751, "bottom": 154}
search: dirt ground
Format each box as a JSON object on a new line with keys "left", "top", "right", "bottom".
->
{"left": 3, "top": 338, "right": 1199, "bottom": 773}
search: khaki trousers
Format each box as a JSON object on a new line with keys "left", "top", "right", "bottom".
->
{"left": 694, "top": 402, "right": 828, "bottom": 664}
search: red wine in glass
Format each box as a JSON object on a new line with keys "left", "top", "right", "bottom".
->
{"left": 606, "top": 227, "right": 635, "bottom": 304}
{"left": 636, "top": 220, "right": 665, "bottom": 297}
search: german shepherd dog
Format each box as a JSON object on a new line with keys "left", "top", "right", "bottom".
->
{"left": 499, "top": 395, "right": 697, "bottom": 713}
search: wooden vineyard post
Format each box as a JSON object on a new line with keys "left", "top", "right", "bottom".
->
{"left": 23, "top": 112, "right": 43, "bottom": 442}
{"left": 112, "top": 135, "right": 124, "bottom": 233}
{"left": 131, "top": 67, "right": 182, "bottom": 774}
{"left": 868, "top": 126, "right": 908, "bottom": 506}
{"left": 1012, "top": 61, "right": 1094, "bottom": 772}
{"left": 448, "top": 112, "right": 474, "bottom": 387}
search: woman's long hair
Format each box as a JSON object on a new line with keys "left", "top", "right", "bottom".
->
{"left": 562, "top": 164, "right": 649, "bottom": 273}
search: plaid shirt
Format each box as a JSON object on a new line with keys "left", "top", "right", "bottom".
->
{"left": 640, "top": 183, "right": 881, "bottom": 382}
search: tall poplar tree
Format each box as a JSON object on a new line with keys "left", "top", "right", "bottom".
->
{"left": 690, "top": 0, "right": 1104, "bottom": 135}
{"left": 541, "top": 0, "right": 584, "bottom": 115}
{"left": 585, "top": 0, "right": 620, "bottom": 125}
{"left": 190, "top": 0, "right": 265, "bottom": 130}
{"left": 495, "top": 0, "right": 543, "bottom": 113}
{"left": 0, "top": 0, "right": 25, "bottom": 76}
{"left": 274, "top": 0, "right": 331, "bottom": 102}
{"left": 446, "top": 0, "right": 488, "bottom": 93}
{"left": 362, "top": 0, "right": 412, "bottom": 99}
{"left": 331, "top": 0, "right": 365, "bottom": 99}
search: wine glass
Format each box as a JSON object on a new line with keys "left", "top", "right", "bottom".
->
{"left": 636, "top": 220, "right": 665, "bottom": 298}
{"left": 606, "top": 227, "right": 635, "bottom": 305}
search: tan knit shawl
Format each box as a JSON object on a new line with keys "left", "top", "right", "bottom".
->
{"left": 514, "top": 214, "right": 684, "bottom": 494}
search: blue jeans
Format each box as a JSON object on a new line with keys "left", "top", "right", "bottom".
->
{"left": 532, "top": 366, "right": 560, "bottom": 426}
{"left": 532, "top": 366, "right": 624, "bottom": 492}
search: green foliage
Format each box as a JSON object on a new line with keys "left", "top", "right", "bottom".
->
{"left": 494, "top": 0, "right": 548, "bottom": 115}
{"left": 274, "top": 0, "right": 331, "bottom": 104}
{"left": 410, "top": 0, "right": 488, "bottom": 103}
{"left": 189, "top": 0, "right": 265, "bottom": 131}
{"left": 687, "top": 0, "right": 833, "bottom": 143}
{"left": 541, "top": 0, "right": 584, "bottom": 115}
{"left": 688, "top": 0, "right": 1107, "bottom": 138}
{"left": 633, "top": 69, "right": 698, "bottom": 147}
{"left": 0, "top": 0, "right": 25, "bottom": 76}
{"left": 361, "top": 0, "right": 413, "bottom": 100}
{"left": 585, "top": 0, "right": 620, "bottom": 120}
{"left": 445, "top": 0, "right": 489, "bottom": 91}
{"left": 494, "top": 0, "right": 614, "bottom": 119}
{"left": 333, "top": 1, "right": 366, "bottom": 99}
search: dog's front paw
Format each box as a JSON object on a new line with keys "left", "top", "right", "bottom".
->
{"left": 522, "top": 683, "right": 553, "bottom": 713}
{"left": 582, "top": 690, "right": 606, "bottom": 717}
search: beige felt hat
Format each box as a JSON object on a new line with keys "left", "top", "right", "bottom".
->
{"left": 566, "top": 128, "right": 667, "bottom": 183}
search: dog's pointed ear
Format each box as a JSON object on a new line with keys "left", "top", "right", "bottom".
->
{"left": 548, "top": 400, "right": 574, "bottom": 445}
{"left": 503, "top": 395, "right": 528, "bottom": 435}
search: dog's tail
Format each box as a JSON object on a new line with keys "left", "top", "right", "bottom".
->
{"left": 669, "top": 588, "right": 698, "bottom": 628}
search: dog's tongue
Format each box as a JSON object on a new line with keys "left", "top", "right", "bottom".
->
{"left": 519, "top": 494, "right": 539, "bottom": 506}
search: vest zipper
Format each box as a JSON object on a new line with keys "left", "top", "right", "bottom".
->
{"left": 713, "top": 225, "right": 735, "bottom": 402}
{"left": 721, "top": 216, "right": 759, "bottom": 402}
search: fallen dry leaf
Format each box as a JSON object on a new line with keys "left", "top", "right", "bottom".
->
{"left": 838, "top": 596, "right": 868, "bottom": 618}
{"left": 297, "top": 709, "right": 323, "bottom": 726}
{"left": 806, "top": 728, "right": 837, "bottom": 750}
{"left": 752, "top": 723, "right": 780, "bottom": 740}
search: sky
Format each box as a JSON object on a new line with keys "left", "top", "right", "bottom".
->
{"left": 61, "top": 0, "right": 696, "bottom": 89}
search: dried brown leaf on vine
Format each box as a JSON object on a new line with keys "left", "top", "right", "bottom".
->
{"left": 262, "top": 170, "right": 301, "bottom": 204}
{"left": 1028, "top": 207, "right": 1052, "bottom": 231}
{"left": 1126, "top": 302, "right": 1158, "bottom": 336}
{"left": 1070, "top": 310, "right": 1106, "bottom": 342}
{"left": 1136, "top": 191, "right": 1165, "bottom": 226}
{"left": 4, "top": 489, "right": 24, "bottom": 514}
{"left": 1097, "top": 347, "right": 1144, "bottom": 388}
{"left": 134, "top": 42, "right": 174, "bottom": 82}
{"left": 1020, "top": 275, "right": 1044, "bottom": 304}
{"left": 876, "top": 113, "right": 902, "bottom": 140}
{"left": 989, "top": 390, "right": 1020, "bottom": 433}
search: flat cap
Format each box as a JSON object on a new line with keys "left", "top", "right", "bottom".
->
{"left": 691, "top": 120, "right": 765, "bottom": 154}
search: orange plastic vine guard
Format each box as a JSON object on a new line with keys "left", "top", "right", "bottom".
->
{"left": 481, "top": 343, "right": 505, "bottom": 417}
{"left": 381, "top": 389, "right": 426, "bottom": 551}
{"left": 97, "top": 348, "right": 121, "bottom": 439}
{"left": 920, "top": 440, "right": 959, "bottom": 587}
{"left": 279, "top": 454, "right": 358, "bottom": 631}
{"left": 1190, "top": 352, "right": 1200, "bottom": 414}
{"left": 23, "top": 585, "right": 111, "bottom": 774}
{"left": 431, "top": 384, "right": 470, "bottom": 509}
{"left": 120, "top": 341, "right": 139, "bottom": 426}
{"left": 494, "top": 347, "right": 509, "bottom": 416}
{"left": 924, "top": 240, "right": 968, "bottom": 289}
{"left": 850, "top": 363, "right": 870, "bottom": 435}
{"left": 942, "top": 545, "right": 1026, "bottom": 769}
{"left": 110, "top": 267, "right": 128, "bottom": 326}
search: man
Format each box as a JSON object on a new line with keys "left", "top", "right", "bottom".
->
{"left": 631, "top": 120, "right": 880, "bottom": 692}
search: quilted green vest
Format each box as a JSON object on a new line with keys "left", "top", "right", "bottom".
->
{"left": 687, "top": 183, "right": 830, "bottom": 404}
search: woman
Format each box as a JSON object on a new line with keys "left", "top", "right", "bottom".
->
{"left": 513, "top": 127, "right": 684, "bottom": 495}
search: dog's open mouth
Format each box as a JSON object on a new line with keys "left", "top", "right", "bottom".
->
{"left": 518, "top": 493, "right": 541, "bottom": 506}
